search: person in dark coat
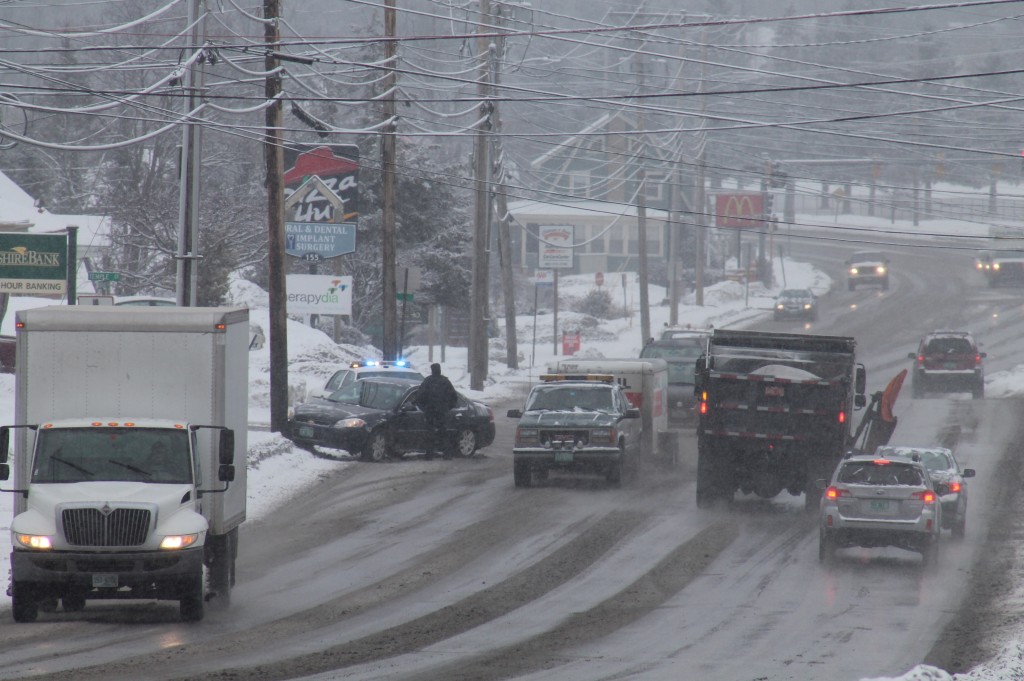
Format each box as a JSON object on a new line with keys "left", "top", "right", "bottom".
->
{"left": 415, "top": 363, "right": 459, "bottom": 458}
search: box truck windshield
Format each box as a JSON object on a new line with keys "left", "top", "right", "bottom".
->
{"left": 32, "top": 427, "right": 192, "bottom": 485}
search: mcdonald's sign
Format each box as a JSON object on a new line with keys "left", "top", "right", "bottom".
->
{"left": 715, "top": 192, "right": 764, "bottom": 229}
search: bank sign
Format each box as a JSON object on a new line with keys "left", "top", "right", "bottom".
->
{"left": 286, "top": 274, "right": 353, "bottom": 315}
{"left": 0, "top": 232, "right": 67, "bottom": 295}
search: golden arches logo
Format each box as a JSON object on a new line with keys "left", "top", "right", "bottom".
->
{"left": 716, "top": 193, "right": 763, "bottom": 228}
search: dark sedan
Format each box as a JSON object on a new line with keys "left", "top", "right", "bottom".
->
{"left": 773, "top": 288, "right": 818, "bottom": 321}
{"left": 287, "top": 377, "right": 495, "bottom": 462}
{"left": 874, "top": 445, "right": 975, "bottom": 538}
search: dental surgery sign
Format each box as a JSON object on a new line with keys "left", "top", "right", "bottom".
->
{"left": 286, "top": 274, "right": 353, "bottom": 316}
{"left": 284, "top": 144, "right": 359, "bottom": 260}
{"left": 0, "top": 232, "right": 68, "bottom": 295}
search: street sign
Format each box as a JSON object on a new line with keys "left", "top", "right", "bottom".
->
{"left": 88, "top": 271, "right": 121, "bottom": 282}
{"left": 397, "top": 292, "right": 414, "bottom": 302}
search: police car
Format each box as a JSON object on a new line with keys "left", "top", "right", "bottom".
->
{"left": 307, "top": 359, "right": 424, "bottom": 400}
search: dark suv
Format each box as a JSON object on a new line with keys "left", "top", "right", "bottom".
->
{"left": 908, "top": 331, "right": 985, "bottom": 399}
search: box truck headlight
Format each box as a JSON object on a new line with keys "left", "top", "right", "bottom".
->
{"left": 15, "top": 534, "right": 53, "bottom": 550}
{"left": 334, "top": 417, "right": 366, "bottom": 429}
{"left": 160, "top": 534, "right": 199, "bottom": 550}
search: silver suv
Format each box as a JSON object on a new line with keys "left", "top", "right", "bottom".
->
{"left": 818, "top": 452, "right": 944, "bottom": 569}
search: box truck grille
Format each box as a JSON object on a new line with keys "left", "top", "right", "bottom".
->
{"left": 62, "top": 508, "right": 151, "bottom": 547}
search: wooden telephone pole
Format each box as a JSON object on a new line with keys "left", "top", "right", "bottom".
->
{"left": 264, "top": 0, "right": 288, "bottom": 433}
{"left": 381, "top": 0, "right": 398, "bottom": 359}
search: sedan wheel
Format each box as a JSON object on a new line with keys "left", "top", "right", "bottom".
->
{"left": 452, "top": 428, "right": 477, "bottom": 457}
{"left": 361, "top": 431, "right": 389, "bottom": 462}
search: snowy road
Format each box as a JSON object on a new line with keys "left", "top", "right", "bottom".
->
{"left": 0, "top": 242, "right": 1019, "bottom": 681}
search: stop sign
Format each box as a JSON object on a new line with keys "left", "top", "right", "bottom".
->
{"left": 595, "top": 272, "right": 604, "bottom": 287}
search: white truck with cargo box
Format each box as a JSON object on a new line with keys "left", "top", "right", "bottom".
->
{"left": 0, "top": 306, "right": 248, "bottom": 623}
{"left": 548, "top": 357, "right": 678, "bottom": 468}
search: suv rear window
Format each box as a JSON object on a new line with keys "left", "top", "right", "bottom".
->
{"left": 925, "top": 338, "right": 972, "bottom": 354}
{"left": 837, "top": 461, "right": 924, "bottom": 486}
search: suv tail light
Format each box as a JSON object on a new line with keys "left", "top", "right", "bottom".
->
{"left": 975, "top": 354, "right": 983, "bottom": 365}
{"left": 825, "top": 486, "right": 851, "bottom": 500}
{"left": 912, "top": 490, "right": 936, "bottom": 504}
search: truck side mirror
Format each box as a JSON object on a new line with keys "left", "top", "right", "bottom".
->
{"left": 0, "top": 427, "right": 8, "bottom": 464}
{"left": 0, "top": 463, "right": 8, "bottom": 481}
{"left": 219, "top": 429, "right": 235, "bottom": 466}
{"left": 218, "top": 464, "right": 235, "bottom": 483}
{"left": 855, "top": 364, "right": 866, "bottom": 395}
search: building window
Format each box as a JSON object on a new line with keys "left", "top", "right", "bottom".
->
{"left": 568, "top": 172, "right": 589, "bottom": 199}
{"left": 645, "top": 174, "right": 667, "bottom": 203}
{"left": 526, "top": 223, "right": 539, "bottom": 254}
{"left": 609, "top": 224, "right": 623, "bottom": 253}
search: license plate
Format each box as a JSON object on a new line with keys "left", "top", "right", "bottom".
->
{"left": 869, "top": 500, "right": 890, "bottom": 512}
{"left": 554, "top": 451, "right": 574, "bottom": 463}
{"left": 298, "top": 426, "right": 315, "bottom": 438}
{"left": 92, "top": 573, "right": 118, "bottom": 588}
{"left": 944, "top": 362, "right": 958, "bottom": 369}
{"left": 765, "top": 386, "right": 785, "bottom": 397}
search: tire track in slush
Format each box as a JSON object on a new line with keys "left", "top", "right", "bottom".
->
{"left": 19, "top": 509, "right": 647, "bottom": 681}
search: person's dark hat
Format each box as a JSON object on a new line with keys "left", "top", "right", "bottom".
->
{"left": 430, "top": 363, "right": 442, "bottom": 375}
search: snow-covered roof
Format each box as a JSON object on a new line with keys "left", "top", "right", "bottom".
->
{"left": 507, "top": 198, "right": 669, "bottom": 220}
{"left": 0, "top": 170, "right": 109, "bottom": 251}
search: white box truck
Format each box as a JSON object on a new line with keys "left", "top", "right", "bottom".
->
{"left": 548, "top": 357, "right": 679, "bottom": 468}
{"left": 0, "top": 306, "right": 248, "bottom": 623}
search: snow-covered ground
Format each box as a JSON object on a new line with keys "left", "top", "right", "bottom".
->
{"left": 0, "top": 211, "right": 1021, "bottom": 680}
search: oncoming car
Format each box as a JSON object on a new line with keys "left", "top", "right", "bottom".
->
{"left": 818, "top": 452, "right": 945, "bottom": 569}
{"left": 874, "top": 445, "right": 975, "bottom": 538}
{"left": 307, "top": 359, "right": 424, "bottom": 400}
{"left": 287, "top": 377, "right": 495, "bottom": 461}
{"left": 507, "top": 374, "right": 641, "bottom": 488}
{"left": 845, "top": 251, "right": 890, "bottom": 291}
{"left": 773, "top": 288, "right": 818, "bottom": 321}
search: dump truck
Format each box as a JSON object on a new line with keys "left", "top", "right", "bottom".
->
{"left": 0, "top": 306, "right": 248, "bottom": 622}
{"left": 694, "top": 329, "right": 866, "bottom": 510}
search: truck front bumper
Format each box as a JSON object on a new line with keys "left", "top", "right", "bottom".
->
{"left": 12, "top": 547, "right": 204, "bottom": 597}
{"left": 514, "top": 446, "right": 621, "bottom": 469}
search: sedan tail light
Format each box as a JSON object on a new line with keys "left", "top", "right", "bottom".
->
{"left": 947, "top": 481, "right": 961, "bottom": 493}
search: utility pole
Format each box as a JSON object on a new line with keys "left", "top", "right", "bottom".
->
{"left": 695, "top": 148, "right": 706, "bottom": 307}
{"left": 469, "top": 0, "right": 492, "bottom": 390}
{"left": 176, "top": 0, "right": 206, "bottom": 307}
{"left": 490, "top": 4, "right": 518, "bottom": 369}
{"left": 381, "top": 0, "right": 398, "bottom": 359}
{"left": 264, "top": 0, "right": 288, "bottom": 434}
{"left": 694, "top": 28, "right": 709, "bottom": 308}
{"left": 635, "top": 50, "right": 651, "bottom": 346}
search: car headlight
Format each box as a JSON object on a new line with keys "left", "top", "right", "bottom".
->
{"left": 160, "top": 534, "right": 199, "bottom": 550}
{"left": 993, "top": 262, "right": 1001, "bottom": 270}
{"left": 876, "top": 266, "right": 886, "bottom": 274}
{"left": 776, "top": 304, "right": 784, "bottom": 310}
{"left": 334, "top": 417, "right": 367, "bottom": 429}
{"left": 15, "top": 534, "right": 52, "bottom": 550}
{"left": 804, "top": 303, "right": 812, "bottom": 310}
{"left": 849, "top": 267, "right": 859, "bottom": 275}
